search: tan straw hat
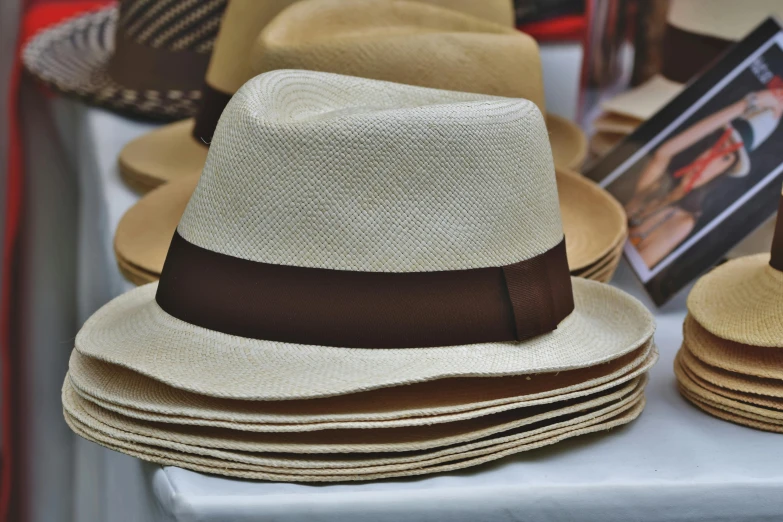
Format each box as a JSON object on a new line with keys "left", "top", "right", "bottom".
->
{"left": 687, "top": 194, "right": 783, "bottom": 347}
{"left": 117, "top": 0, "right": 517, "bottom": 192}
{"left": 23, "top": 0, "right": 228, "bottom": 121}
{"left": 683, "top": 315, "right": 783, "bottom": 380}
{"left": 80, "top": 70, "right": 654, "bottom": 401}
{"left": 113, "top": 168, "right": 626, "bottom": 285}
{"left": 251, "top": 0, "right": 587, "bottom": 170}
{"left": 67, "top": 343, "right": 656, "bottom": 431}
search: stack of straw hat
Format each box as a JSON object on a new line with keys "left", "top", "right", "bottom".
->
{"left": 591, "top": 0, "right": 783, "bottom": 158}
{"left": 114, "top": 0, "right": 622, "bottom": 285}
{"left": 22, "top": 0, "right": 229, "bottom": 121}
{"left": 675, "top": 194, "right": 783, "bottom": 432}
{"left": 65, "top": 70, "right": 657, "bottom": 481}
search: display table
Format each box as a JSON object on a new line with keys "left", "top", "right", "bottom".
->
{"left": 64, "top": 105, "right": 783, "bottom": 522}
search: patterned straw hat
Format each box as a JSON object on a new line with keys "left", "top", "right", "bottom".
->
{"left": 79, "top": 70, "right": 654, "bottom": 401}
{"left": 22, "top": 0, "right": 229, "bottom": 121}
{"left": 117, "top": 0, "right": 516, "bottom": 191}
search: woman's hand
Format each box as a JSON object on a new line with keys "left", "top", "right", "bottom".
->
{"left": 752, "top": 89, "right": 783, "bottom": 117}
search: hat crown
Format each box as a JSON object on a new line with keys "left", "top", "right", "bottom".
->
{"left": 117, "top": 0, "right": 227, "bottom": 51}
{"left": 178, "top": 70, "right": 563, "bottom": 273}
{"left": 252, "top": 0, "right": 546, "bottom": 113}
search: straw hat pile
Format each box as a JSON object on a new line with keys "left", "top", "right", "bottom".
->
{"left": 117, "top": 0, "right": 586, "bottom": 193}
{"left": 591, "top": 0, "right": 783, "bottom": 158}
{"left": 65, "top": 70, "right": 656, "bottom": 481}
{"left": 675, "top": 197, "right": 783, "bottom": 432}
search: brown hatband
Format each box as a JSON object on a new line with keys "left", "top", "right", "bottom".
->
{"left": 108, "top": 34, "right": 211, "bottom": 92}
{"left": 155, "top": 232, "right": 575, "bottom": 348}
{"left": 661, "top": 24, "right": 733, "bottom": 84}
{"left": 191, "top": 84, "right": 233, "bottom": 145}
{"left": 769, "top": 195, "right": 783, "bottom": 272}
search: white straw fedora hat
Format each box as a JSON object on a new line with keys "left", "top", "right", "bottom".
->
{"left": 687, "top": 193, "right": 783, "bottom": 348}
{"left": 251, "top": 0, "right": 587, "bottom": 170}
{"left": 117, "top": 0, "right": 515, "bottom": 192}
{"left": 601, "top": 0, "right": 783, "bottom": 125}
{"left": 22, "top": 0, "right": 228, "bottom": 121}
{"left": 78, "top": 70, "right": 653, "bottom": 400}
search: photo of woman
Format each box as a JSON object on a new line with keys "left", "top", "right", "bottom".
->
{"left": 624, "top": 88, "right": 783, "bottom": 268}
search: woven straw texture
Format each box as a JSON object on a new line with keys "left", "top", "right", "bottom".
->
{"left": 251, "top": 0, "right": 585, "bottom": 169}
{"left": 64, "top": 392, "right": 645, "bottom": 481}
{"left": 76, "top": 276, "right": 654, "bottom": 400}
{"left": 67, "top": 343, "right": 656, "bottom": 431}
{"left": 678, "top": 389, "right": 783, "bottom": 434}
{"left": 675, "top": 351, "right": 783, "bottom": 411}
{"left": 557, "top": 169, "right": 627, "bottom": 271}
{"left": 181, "top": 71, "right": 563, "bottom": 271}
{"left": 63, "top": 377, "right": 644, "bottom": 454}
{"left": 679, "top": 344, "right": 783, "bottom": 398}
{"left": 674, "top": 354, "right": 783, "bottom": 422}
{"left": 683, "top": 315, "right": 783, "bottom": 380}
{"left": 687, "top": 254, "right": 783, "bottom": 347}
{"left": 22, "top": 4, "right": 225, "bottom": 120}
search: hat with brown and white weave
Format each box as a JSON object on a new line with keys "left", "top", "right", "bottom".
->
{"left": 22, "top": 0, "right": 228, "bottom": 121}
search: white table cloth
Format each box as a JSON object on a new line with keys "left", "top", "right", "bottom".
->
{"left": 67, "top": 105, "right": 783, "bottom": 522}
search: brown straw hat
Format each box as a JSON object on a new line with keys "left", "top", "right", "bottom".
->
{"left": 113, "top": 168, "right": 626, "bottom": 285}
{"left": 252, "top": 0, "right": 586, "bottom": 170}
{"left": 117, "top": 0, "right": 517, "bottom": 192}
{"left": 80, "top": 71, "right": 654, "bottom": 402}
{"left": 22, "top": 0, "right": 228, "bottom": 121}
{"left": 67, "top": 343, "right": 656, "bottom": 430}
{"left": 687, "top": 194, "right": 783, "bottom": 347}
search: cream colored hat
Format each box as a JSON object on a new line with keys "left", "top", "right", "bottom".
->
{"left": 687, "top": 194, "right": 783, "bottom": 348}
{"left": 82, "top": 70, "right": 654, "bottom": 401}
{"left": 117, "top": 0, "right": 516, "bottom": 192}
{"left": 601, "top": 0, "right": 783, "bottom": 124}
{"left": 67, "top": 342, "right": 656, "bottom": 431}
{"left": 113, "top": 168, "right": 626, "bottom": 285}
{"left": 251, "top": 0, "right": 587, "bottom": 170}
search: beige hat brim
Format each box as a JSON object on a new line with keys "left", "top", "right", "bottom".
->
{"left": 116, "top": 254, "right": 159, "bottom": 286}
{"left": 687, "top": 254, "right": 783, "bottom": 347}
{"left": 75, "top": 276, "right": 654, "bottom": 400}
{"left": 574, "top": 240, "right": 625, "bottom": 278}
{"left": 66, "top": 344, "right": 656, "bottom": 431}
{"left": 114, "top": 175, "right": 199, "bottom": 278}
{"left": 63, "top": 376, "right": 644, "bottom": 454}
{"left": 600, "top": 75, "right": 683, "bottom": 122}
{"left": 589, "top": 131, "right": 626, "bottom": 157}
{"left": 547, "top": 114, "right": 587, "bottom": 170}
{"left": 63, "top": 395, "right": 645, "bottom": 481}
{"left": 680, "top": 344, "right": 783, "bottom": 398}
{"left": 676, "top": 351, "right": 783, "bottom": 411}
{"left": 592, "top": 112, "right": 640, "bottom": 135}
{"left": 118, "top": 119, "right": 208, "bottom": 193}
{"left": 674, "top": 353, "right": 783, "bottom": 422}
{"left": 683, "top": 315, "right": 783, "bottom": 380}
{"left": 558, "top": 169, "right": 628, "bottom": 271}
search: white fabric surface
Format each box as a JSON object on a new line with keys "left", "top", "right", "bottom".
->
{"left": 68, "top": 106, "right": 783, "bottom": 522}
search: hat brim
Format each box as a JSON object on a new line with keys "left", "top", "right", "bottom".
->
{"left": 683, "top": 315, "right": 783, "bottom": 380}
{"left": 63, "top": 381, "right": 645, "bottom": 480}
{"left": 600, "top": 75, "right": 684, "bottom": 122}
{"left": 558, "top": 169, "right": 628, "bottom": 271}
{"left": 74, "top": 276, "right": 654, "bottom": 400}
{"left": 66, "top": 344, "right": 656, "bottom": 430}
{"left": 547, "top": 114, "right": 587, "bottom": 170}
{"left": 118, "top": 119, "right": 209, "bottom": 193}
{"left": 22, "top": 7, "right": 202, "bottom": 121}
{"left": 679, "top": 344, "right": 783, "bottom": 398}
{"left": 687, "top": 254, "right": 783, "bottom": 347}
{"left": 674, "top": 352, "right": 783, "bottom": 422}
